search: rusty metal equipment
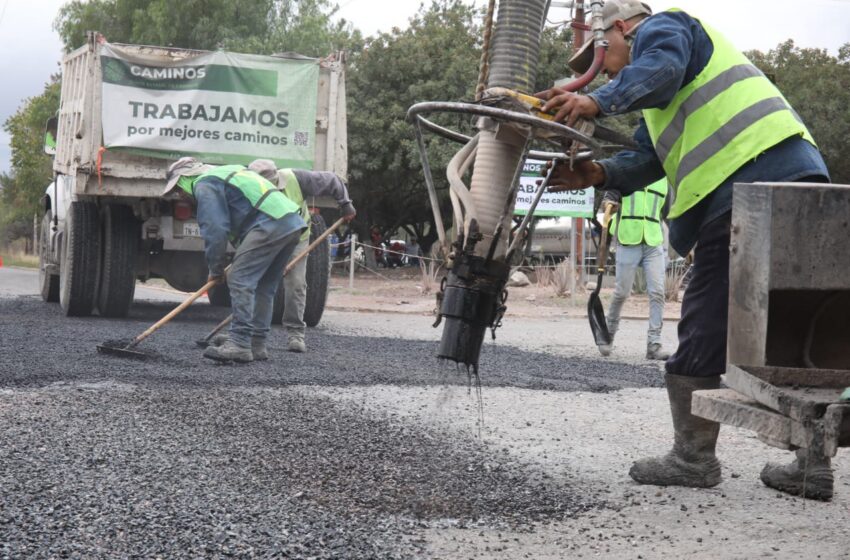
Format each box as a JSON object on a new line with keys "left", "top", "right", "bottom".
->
{"left": 407, "top": 0, "right": 633, "bottom": 370}
{"left": 693, "top": 182, "right": 850, "bottom": 460}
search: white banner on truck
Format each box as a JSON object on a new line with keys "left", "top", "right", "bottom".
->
{"left": 514, "top": 159, "right": 595, "bottom": 218}
{"left": 100, "top": 44, "right": 319, "bottom": 168}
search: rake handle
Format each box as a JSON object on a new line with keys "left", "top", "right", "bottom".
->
{"left": 128, "top": 272, "right": 227, "bottom": 349}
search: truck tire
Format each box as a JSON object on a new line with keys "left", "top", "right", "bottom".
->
{"left": 97, "top": 204, "right": 138, "bottom": 317}
{"left": 208, "top": 283, "right": 231, "bottom": 307}
{"left": 38, "top": 210, "right": 60, "bottom": 303}
{"left": 303, "top": 213, "right": 330, "bottom": 327}
{"left": 59, "top": 201, "right": 100, "bottom": 317}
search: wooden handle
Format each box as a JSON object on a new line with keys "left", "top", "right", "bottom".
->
{"left": 284, "top": 217, "right": 347, "bottom": 274}
{"left": 128, "top": 264, "right": 232, "bottom": 348}
{"left": 597, "top": 202, "right": 616, "bottom": 273}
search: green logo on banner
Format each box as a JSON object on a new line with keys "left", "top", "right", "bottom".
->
{"left": 102, "top": 56, "right": 278, "bottom": 96}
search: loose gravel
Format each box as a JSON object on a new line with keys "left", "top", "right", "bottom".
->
{"left": 0, "top": 296, "right": 662, "bottom": 558}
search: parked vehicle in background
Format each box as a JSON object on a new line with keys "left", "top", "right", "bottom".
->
{"left": 38, "top": 32, "right": 347, "bottom": 326}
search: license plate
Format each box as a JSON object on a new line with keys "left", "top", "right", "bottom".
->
{"left": 182, "top": 222, "right": 201, "bottom": 237}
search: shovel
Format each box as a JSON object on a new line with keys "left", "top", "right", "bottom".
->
{"left": 195, "top": 216, "right": 348, "bottom": 348}
{"left": 97, "top": 269, "right": 229, "bottom": 360}
{"left": 587, "top": 202, "right": 616, "bottom": 347}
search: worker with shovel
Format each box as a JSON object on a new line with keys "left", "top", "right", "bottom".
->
{"left": 244, "top": 159, "right": 356, "bottom": 353}
{"left": 598, "top": 177, "right": 670, "bottom": 361}
{"left": 536, "top": 0, "right": 832, "bottom": 498}
{"left": 163, "top": 157, "right": 306, "bottom": 363}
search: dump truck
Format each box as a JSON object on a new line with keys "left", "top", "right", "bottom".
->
{"left": 38, "top": 32, "right": 347, "bottom": 325}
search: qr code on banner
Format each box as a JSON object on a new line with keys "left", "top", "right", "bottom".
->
{"left": 294, "top": 131, "right": 309, "bottom": 146}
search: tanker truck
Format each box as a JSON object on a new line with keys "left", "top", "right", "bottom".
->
{"left": 38, "top": 32, "right": 347, "bottom": 325}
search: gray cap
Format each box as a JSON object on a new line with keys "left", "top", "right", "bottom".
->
{"left": 568, "top": 0, "right": 652, "bottom": 74}
{"left": 247, "top": 159, "right": 279, "bottom": 183}
{"left": 163, "top": 156, "right": 211, "bottom": 196}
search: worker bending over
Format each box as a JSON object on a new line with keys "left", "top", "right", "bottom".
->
{"left": 537, "top": 0, "right": 832, "bottom": 498}
{"left": 163, "top": 157, "right": 306, "bottom": 363}
{"left": 247, "top": 159, "right": 356, "bottom": 353}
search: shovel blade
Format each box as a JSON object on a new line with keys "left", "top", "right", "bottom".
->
{"left": 587, "top": 293, "right": 612, "bottom": 346}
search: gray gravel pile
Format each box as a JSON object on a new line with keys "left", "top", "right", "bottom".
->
{"left": 0, "top": 385, "right": 596, "bottom": 558}
{"left": 0, "top": 297, "right": 662, "bottom": 558}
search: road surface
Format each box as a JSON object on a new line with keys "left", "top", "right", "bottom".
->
{"left": 0, "top": 266, "right": 846, "bottom": 559}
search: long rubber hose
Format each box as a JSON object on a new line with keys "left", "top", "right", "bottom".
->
{"left": 468, "top": 0, "right": 547, "bottom": 257}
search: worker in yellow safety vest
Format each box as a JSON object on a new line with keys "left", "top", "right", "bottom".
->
{"left": 599, "top": 177, "right": 669, "bottom": 361}
{"left": 535, "top": 0, "right": 832, "bottom": 498}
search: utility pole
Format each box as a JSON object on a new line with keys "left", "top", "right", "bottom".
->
{"left": 572, "top": 2, "right": 586, "bottom": 287}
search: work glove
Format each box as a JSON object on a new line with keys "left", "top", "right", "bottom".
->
{"left": 533, "top": 88, "right": 602, "bottom": 126}
{"left": 600, "top": 189, "right": 622, "bottom": 214}
{"left": 538, "top": 159, "right": 605, "bottom": 192}
{"left": 340, "top": 202, "right": 357, "bottom": 223}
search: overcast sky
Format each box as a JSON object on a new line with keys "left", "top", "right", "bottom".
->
{"left": 1, "top": 0, "right": 848, "bottom": 174}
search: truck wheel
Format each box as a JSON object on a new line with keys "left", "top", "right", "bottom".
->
{"left": 271, "top": 277, "right": 285, "bottom": 325}
{"left": 97, "top": 204, "right": 138, "bottom": 317}
{"left": 303, "top": 214, "right": 330, "bottom": 327}
{"left": 59, "top": 201, "right": 100, "bottom": 317}
{"left": 38, "top": 210, "right": 60, "bottom": 303}
{"left": 208, "top": 283, "right": 231, "bottom": 307}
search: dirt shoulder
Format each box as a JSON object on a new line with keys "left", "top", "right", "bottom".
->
{"left": 327, "top": 267, "right": 682, "bottom": 320}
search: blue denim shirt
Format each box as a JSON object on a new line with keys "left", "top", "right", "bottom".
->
{"left": 589, "top": 11, "right": 829, "bottom": 255}
{"left": 193, "top": 175, "right": 305, "bottom": 277}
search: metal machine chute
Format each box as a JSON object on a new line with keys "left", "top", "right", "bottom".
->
{"left": 407, "top": 0, "right": 630, "bottom": 370}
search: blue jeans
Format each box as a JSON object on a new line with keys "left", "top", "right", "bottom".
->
{"left": 227, "top": 220, "right": 302, "bottom": 347}
{"left": 607, "top": 243, "right": 666, "bottom": 345}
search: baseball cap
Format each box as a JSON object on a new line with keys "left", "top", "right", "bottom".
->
{"left": 247, "top": 159, "right": 279, "bottom": 183}
{"left": 568, "top": 0, "right": 652, "bottom": 74}
{"left": 163, "top": 156, "right": 211, "bottom": 196}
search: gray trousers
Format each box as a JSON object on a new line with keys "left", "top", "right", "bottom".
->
{"left": 282, "top": 236, "right": 309, "bottom": 340}
{"left": 607, "top": 243, "right": 666, "bottom": 345}
{"left": 228, "top": 223, "right": 301, "bottom": 347}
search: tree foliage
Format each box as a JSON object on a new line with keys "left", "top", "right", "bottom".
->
{"left": 346, "top": 2, "right": 574, "bottom": 250}
{"left": 55, "top": 0, "right": 359, "bottom": 56}
{"left": 0, "top": 78, "right": 61, "bottom": 244}
{"left": 746, "top": 40, "right": 850, "bottom": 183}
{"left": 3, "top": 1, "right": 849, "bottom": 248}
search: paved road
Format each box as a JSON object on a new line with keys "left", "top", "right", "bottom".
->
{"left": 1, "top": 266, "right": 847, "bottom": 559}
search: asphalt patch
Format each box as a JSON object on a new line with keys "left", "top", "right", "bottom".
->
{"left": 0, "top": 296, "right": 662, "bottom": 557}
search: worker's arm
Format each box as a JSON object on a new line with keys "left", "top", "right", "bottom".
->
{"left": 597, "top": 118, "right": 665, "bottom": 195}
{"left": 194, "top": 179, "right": 232, "bottom": 279}
{"left": 291, "top": 169, "right": 357, "bottom": 221}
{"left": 589, "top": 12, "right": 694, "bottom": 116}
{"left": 547, "top": 119, "right": 664, "bottom": 196}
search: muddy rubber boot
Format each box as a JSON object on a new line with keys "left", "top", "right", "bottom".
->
{"left": 203, "top": 340, "right": 253, "bottom": 363}
{"left": 251, "top": 337, "right": 269, "bottom": 361}
{"left": 629, "top": 373, "right": 722, "bottom": 487}
{"left": 646, "top": 342, "right": 670, "bottom": 361}
{"left": 287, "top": 336, "right": 306, "bottom": 353}
{"left": 760, "top": 449, "right": 833, "bottom": 501}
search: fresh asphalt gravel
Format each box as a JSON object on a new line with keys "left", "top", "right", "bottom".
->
{"left": 0, "top": 296, "right": 663, "bottom": 558}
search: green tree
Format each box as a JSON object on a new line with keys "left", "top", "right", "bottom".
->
{"left": 746, "top": 40, "right": 850, "bottom": 183}
{"left": 55, "top": 0, "right": 274, "bottom": 51}
{"left": 55, "top": 0, "right": 358, "bottom": 56}
{"left": 345, "top": 0, "right": 480, "bottom": 253}
{"left": 346, "top": 1, "right": 576, "bottom": 253}
{"left": 0, "top": 78, "right": 61, "bottom": 245}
